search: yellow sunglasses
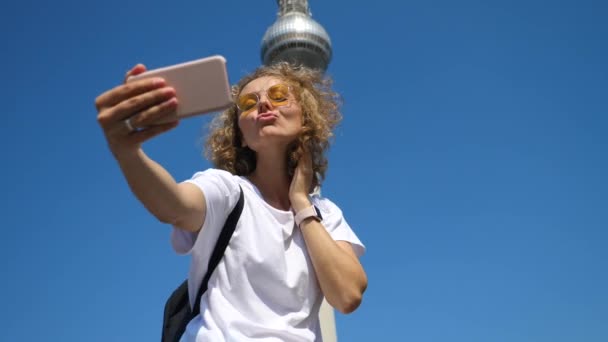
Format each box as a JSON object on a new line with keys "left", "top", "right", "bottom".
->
{"left": 236, "top": 83, "right": 291, "bottom": 114}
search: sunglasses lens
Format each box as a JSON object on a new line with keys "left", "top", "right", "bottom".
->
{"left": 237, "top": 84, "right": 290, "bottom": 113}
{"left": 268, "top": 84, "right": 289, "bottom": 106}
{"left": 237, "top": 93, "right": 258, "bottom": 112}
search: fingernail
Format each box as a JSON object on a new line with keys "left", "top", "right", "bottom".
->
{"left": 163, "top": 87, "right": 176, "bottom": 96}
{"left": 165, "top": 97, "right": 178, "bottom": 105}
{"left": 152, "top": 78, "right": 165, "bottom": 86}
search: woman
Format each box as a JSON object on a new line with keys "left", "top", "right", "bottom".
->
{"left": 95, "top": 62, "right": 367, "bottom": 341}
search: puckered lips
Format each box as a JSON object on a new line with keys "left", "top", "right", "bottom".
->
{"left": 256, "top": 112, "right": 278, "bottom": 123}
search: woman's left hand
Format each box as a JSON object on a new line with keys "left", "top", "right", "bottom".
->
{"left": 289, "top": 149, "right": 314, "bottom": 212}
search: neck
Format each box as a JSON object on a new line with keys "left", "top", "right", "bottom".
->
{"left": 248, "top": 147, "right": 292, "bottom": 211}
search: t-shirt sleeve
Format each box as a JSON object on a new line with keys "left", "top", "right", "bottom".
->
{"left": 170, "top": 169, "right": 241, "bottom": 255}
{"left": 312, "top": 196, "right": 366, "bottom": 257}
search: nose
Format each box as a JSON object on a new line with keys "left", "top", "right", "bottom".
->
{"left": 257, "top": 92, "right": 273, "bottom": 111}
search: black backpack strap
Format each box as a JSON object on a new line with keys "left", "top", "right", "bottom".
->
{"left": 191, "top": 185, "right": 244, "bottom": 316}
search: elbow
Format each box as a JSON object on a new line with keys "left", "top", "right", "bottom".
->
{"left": 336, "top": 293, "right": 363, "bottom": 314}
{"left": 335, "top": 279, "right": 368, "bottom": 315}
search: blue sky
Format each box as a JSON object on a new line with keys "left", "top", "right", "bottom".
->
{"left": 2, "top": 0, "right": 607, "bottom": 341}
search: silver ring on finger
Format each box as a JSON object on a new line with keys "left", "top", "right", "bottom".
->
{"left": 124, "top": 117, "right": 136, "bottom": 133}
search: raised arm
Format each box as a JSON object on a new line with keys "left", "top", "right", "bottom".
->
{"left": 95, "top": 65, "right": 206, "bottom": 232}
{"left": 289, "top": 151, "right": 368, "bottom": 314}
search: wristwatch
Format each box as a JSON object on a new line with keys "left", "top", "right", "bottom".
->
{"left": 295, "top": 205, "right": 322, "bottom": 227}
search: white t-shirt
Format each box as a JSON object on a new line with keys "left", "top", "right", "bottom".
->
{"left": 171, "top": 169, "right": 365, "bottom": 342}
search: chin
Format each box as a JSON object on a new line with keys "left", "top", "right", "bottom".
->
{"left": 249, "top": 135, "right": 299, "bottom": 151}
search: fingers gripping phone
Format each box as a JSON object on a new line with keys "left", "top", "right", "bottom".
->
{"left": 127, "top": 55, "right": 232, "bottom": 121}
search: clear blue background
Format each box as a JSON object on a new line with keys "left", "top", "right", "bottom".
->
{"left": 2, "top": 0, "right": 607, "bottom": 341}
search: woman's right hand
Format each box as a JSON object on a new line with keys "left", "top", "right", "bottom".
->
{"left": 95, "top": 64, "right": 180, "bottom": 159}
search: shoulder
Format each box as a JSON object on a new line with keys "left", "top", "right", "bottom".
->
{"left": 190, "top": 168, "right": 237, "bottom": 181}
{"left": 188, "top": 168, "right": 240, "bottom": 189}
{"left": 311, "top": 194, "right": 365, "bottom": 256}
{"left": 183, "top": 168, "right": 245, "bottom": 207}
{"left": 310, "top": 194, "right": 343, "bottom": 218}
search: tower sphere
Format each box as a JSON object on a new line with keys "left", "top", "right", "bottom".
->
{"left": 261, "top": 2, "right": 332, "bottom": 71}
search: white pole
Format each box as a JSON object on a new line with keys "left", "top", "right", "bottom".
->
{"left": 319, "top": 298, "right": 337, "bottom": 342}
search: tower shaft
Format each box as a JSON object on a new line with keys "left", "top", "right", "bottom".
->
{"left": 277, "top": 0, "right": 310, "bottom": 16}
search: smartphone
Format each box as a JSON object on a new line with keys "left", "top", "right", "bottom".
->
{"left": 127, "top": 55, "right": 232, "bottom": 121}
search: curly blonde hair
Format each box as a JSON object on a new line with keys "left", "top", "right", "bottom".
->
{"left": 205, "top": 62, "right": 342, "bottom": 189}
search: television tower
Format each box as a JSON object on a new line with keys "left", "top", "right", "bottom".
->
{"left": 261, "top": 3, "right": 338, "bottom": 341}
{"left": 261, "top": 0, "right": 332, "bottom": 71}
